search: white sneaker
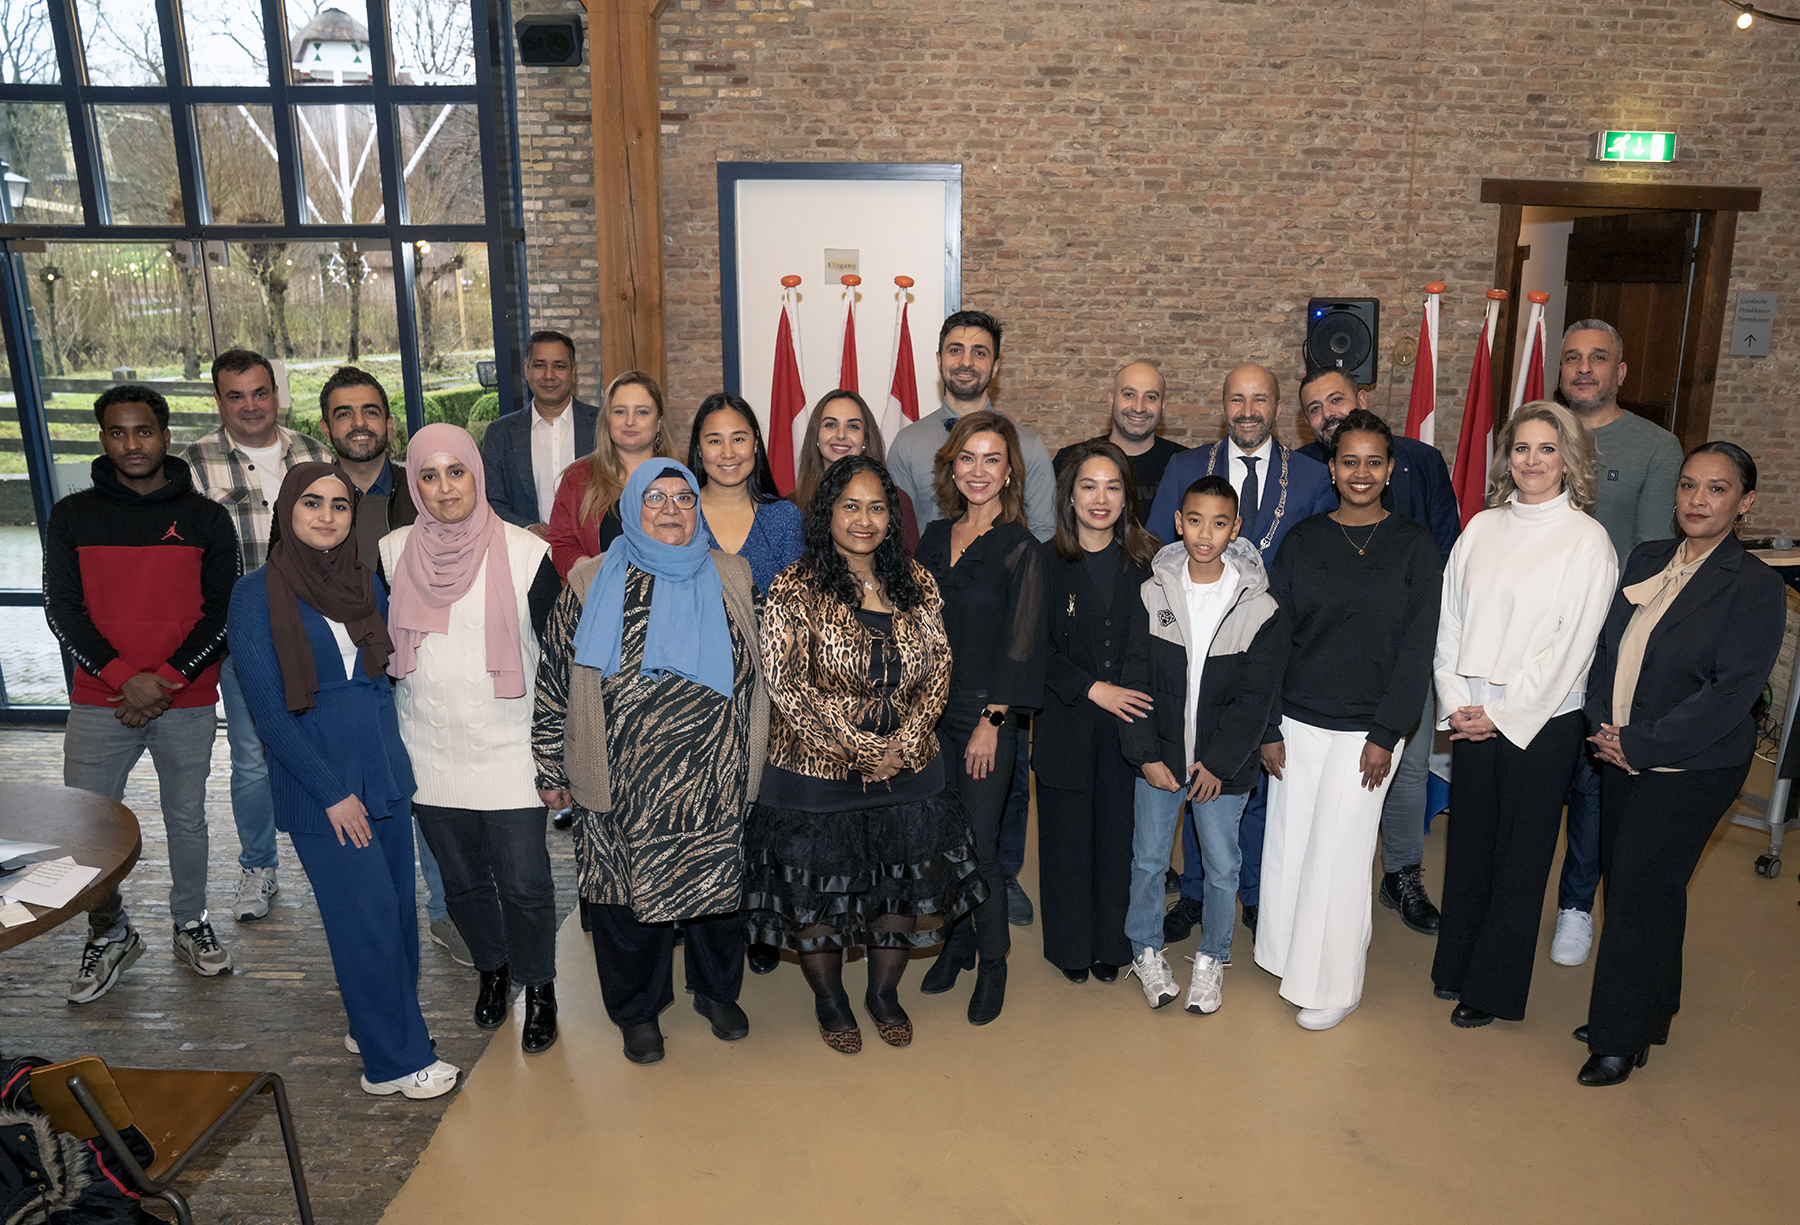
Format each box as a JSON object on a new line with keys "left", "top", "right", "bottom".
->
{"left": 67, "top": 928, "right": 144, "bottom": 1004}
{"left": 429, "top": 916, "right": 474, "bottom": 967}
{"left": 345, "top": 1034, "right": 360, "bottom": 1054}
{"left": 231, "top": 866, "right": 279, "bottom": 921}
{"left": 1296, "top": 1002, "right": 1359, "bottom": 1031}
{"left": 361, "top": 1059, "right": 460, "bottom": 1100}
{"left": 1550, "top": 908, "right": 1594, "bottom": 966}
{"left": 173, "top": 918, "right": 233, "bottom": 976}
{"left": 1184, "top": 954, "right": 1225, "bottom": 1015}
{"left": 1125, "top": 946, "right": 1180, "bottom": 1009}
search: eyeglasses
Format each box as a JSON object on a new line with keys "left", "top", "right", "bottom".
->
{"left": 642, "top": 490, "right": 698, "bottom": 510}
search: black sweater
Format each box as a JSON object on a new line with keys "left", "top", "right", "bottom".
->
{"left": 916, "top": 517, "right": 1048, "bottom": 710}
{"left": 1266, "top": 511, "right": 1442, "bottom": 751}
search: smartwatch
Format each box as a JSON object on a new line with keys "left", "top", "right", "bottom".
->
{"left": 981, "top": 708, "right": 1007, "bottom": 727}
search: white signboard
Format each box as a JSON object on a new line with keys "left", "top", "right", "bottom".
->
{"left": 1730, "top": 293, "right": 1776, "bottom": 357}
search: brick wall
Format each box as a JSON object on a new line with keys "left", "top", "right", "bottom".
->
{"left": 517, "top": 0, "right": 1800, "bottom": 534}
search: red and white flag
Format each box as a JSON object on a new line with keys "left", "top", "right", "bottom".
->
{"left": 1511, "top": 290, "right": 1549, "bottom": 410}
{"left": 767, "top": 276, "right": 806, "bottom": 497}
{"left": 878, "top": 276, "right": 921, "bottom": 445}
{"left": 1403, "top": 282, "right": 1443, "bottom": 446}
{"left": 836, "top": 275, "right": 860, "bottom": 392}
{"left": 1451, "top": 290, "right": 1506, "bottom": 527}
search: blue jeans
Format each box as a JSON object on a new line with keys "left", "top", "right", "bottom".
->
{"left": 1180, "top": 774, "right": 1266, "bottom": 906}
{"left": 999, "top": 726, "right": 1030, "bottom": 878}
{"left": 218, "top": 654, "right": 279, "bottom": 872}
{"left": 414, "top": 818, "right": 447, "bottom": 923}
{"left": 1558, "top": 747, "right": 1603, "bottom": 912}
{"left": 1128, "top": 777, "right": 1250, "bottom": 961}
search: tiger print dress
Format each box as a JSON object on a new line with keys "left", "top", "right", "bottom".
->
{"left": 536, "top": 564, "right": 756, "bottom": 923}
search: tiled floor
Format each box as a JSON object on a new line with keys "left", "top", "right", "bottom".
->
{"left": 0, "top": 725, "right": 579, "bottom": 1224}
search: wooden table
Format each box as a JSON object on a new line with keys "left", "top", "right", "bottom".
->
{"left": 0, "top": 781, "right": 141, "bottom": 952}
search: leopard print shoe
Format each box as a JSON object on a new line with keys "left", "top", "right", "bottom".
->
{"left": 819, "top": 1024, "right": 863, "bottom": 1054}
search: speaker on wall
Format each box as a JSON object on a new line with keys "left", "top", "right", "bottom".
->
{"left": 516, "top": 17, "right": 584, "bottom": 66}
{"left": 1305, "top": 298, "right": 1379, "bottom": 386}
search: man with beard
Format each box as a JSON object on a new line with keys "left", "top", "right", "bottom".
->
{"left": 47, "top": 385, "right": 241, "bottom": 1001}
{"left": 1545, "top": 320, "right": 1682, "bottom": 969}
{"left": 1146, "top": 365, "right": 1334, "bottom": 942}
{"left": 1053, "top": 360, "right": 1188, "bottom": 530}
{"left": 1295, "top": 367, "right": 1459, "bottom": 938}
{"left": 319, "top": 366, "right": 472, "bottom": 963}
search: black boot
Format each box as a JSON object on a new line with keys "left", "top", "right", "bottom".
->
{"left": 521, "top": 982, "right": 558, "bottom": 1053}
{"left": 1379, "top": 863, "right": 1442, "bottom": 935}
{"left": 474, "top": 964, "right": 511, "bottom": 1029}
{"left": 747, "top": 942, "right": 781, "bottom": 975}
{"left": 920, "top": 919, "right": 976, "bottom": 995}
{"left": 968, "top": 957, "right": 1007, "bottom": 1025}
{"left": 1577, "top": 1048, "right": 1648, "bottom": 1086}
{"left": 1162, "top": 896, "right": 1204, "bottom": 943}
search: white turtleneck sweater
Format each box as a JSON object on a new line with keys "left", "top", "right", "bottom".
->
{"left": 1434, "top": 490, "right": 1618, "bottom": 749}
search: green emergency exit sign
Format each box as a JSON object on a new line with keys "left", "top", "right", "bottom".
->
{"left": 1591, "top": 131, "right": 1677, "bottom": 163}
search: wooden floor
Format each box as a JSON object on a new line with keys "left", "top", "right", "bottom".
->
{"left": 381, "top": 794, "right": 1800, "bottom": 1224}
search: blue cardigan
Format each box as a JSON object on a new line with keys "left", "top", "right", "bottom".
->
{"left": 226, "top": 570, "right": 415, "bottom": 835}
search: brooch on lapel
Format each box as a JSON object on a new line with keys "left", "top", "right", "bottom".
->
{"left": 1067, "top": 593, "right": 1076, "bottom": 617}
{"left": 1158, "top": 609, "right": 1176, "bottom": 627}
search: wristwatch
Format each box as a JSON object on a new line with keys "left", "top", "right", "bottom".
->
{"left": 981, "top": 707, "right": 1007, "bottom": 727}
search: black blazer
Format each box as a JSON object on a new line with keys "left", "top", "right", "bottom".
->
{"left": 1585, "top": 534, "right": 1787, "bottom": 772}
{"left": 1031, "top": 546, "right": 1147, "bottom": 792}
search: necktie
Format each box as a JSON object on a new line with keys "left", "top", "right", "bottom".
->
{"left": 1239, "top": 455, "right": 1261, "bottom": 531}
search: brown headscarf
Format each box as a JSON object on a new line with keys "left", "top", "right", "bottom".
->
{"left": 265, "top": 462, "right": 394, "bottom": 712}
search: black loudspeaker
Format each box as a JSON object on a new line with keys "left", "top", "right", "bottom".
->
{"left": 1305, "top": 298, "right": 1379, "bottom": 386}
{"left": 516, "top": 18, "right": 584, "bottom": 66}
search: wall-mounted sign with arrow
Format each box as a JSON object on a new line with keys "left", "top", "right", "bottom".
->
{"left": 1730, "top": 293, "right": 1777, "bottom": 358}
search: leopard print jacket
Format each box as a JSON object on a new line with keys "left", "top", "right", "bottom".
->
{"left": 760, "top": 563, "right": 952, "bottom": 780}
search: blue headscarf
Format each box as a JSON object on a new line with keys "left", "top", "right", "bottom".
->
{"left": 572, "top": 459, "right": 735, "bottom": 697}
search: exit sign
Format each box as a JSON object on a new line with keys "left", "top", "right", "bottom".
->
{"left": 1591, "top": 130, "right": 1678, "bottom": 163}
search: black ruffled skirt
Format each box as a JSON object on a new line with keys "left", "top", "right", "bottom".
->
{"left": 743, "top": 779, "right": 988, "bottom": 952}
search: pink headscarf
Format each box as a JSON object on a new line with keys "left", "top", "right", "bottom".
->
{"left": 386, "top": 423, "right": 525, "bottom": 698}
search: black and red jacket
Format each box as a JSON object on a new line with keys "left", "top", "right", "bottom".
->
{"left": 44, "top": 454, "right": 240, "bottom": 709}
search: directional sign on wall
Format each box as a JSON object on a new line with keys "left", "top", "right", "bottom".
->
{"left": 1730, "top": 293, "right": 1777, "bottom": 358}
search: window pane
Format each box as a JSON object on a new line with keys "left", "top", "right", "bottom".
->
{"left": 388, "top": 0, "right": 475, "bottom": 84}
{"left": 0, "top": 103, "right": 83, "bottom": 222}
{"left": 0, "top": 608, "right": 69, "bottom": 705}
{"left": 295, "top": 103, "right": 383, "bottom": 225}
{"left": 287, "top": 1, "right": 375, "bottom": 84}
{"left": 398, "top": 103, "right": 482, "bottom": 224}
{"left": 94, "top": 105, "right": 180, "bottom": 225}
{"left": 0, "top": 2, "right": 60, "bottom": 84}
{"left": 414, "top": 241, "right": 492, "bottom": 389}
{"left": 75, "top": 0, "right": 166, "bottom": 87}
{"left": 195, "top": 104, "right": 284, "bottom": 225}
{"left": 181, "top": 0, "right": 272, "bottom": 86}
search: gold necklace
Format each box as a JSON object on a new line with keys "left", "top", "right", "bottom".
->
{"left": 1335, "top": 511, "right": 1388, "bottom": 556}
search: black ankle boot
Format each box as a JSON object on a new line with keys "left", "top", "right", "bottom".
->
{"left": 968, "top": 957, "right": 1007, "bottom": 1025}
{"left": 474, "top": 964, "right": 511, "bottom": 1029}
{"left": 522, "top": 982, "right": 558, "bottom": 1053}
{"left": 1577, "top": 1048, "right": 1648, "bottom": 1087}
{"left": 920, "top": 922, "right": 976, "bottom": 995}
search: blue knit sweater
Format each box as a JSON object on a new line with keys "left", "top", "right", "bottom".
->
{"left": 227, "top": 570, "right": 415, "bottom": 835}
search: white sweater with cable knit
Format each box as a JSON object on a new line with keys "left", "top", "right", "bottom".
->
{"left": 1434, "top": 490, "right": 1619, "bottom": 749}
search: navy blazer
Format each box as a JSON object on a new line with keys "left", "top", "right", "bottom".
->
{"left": 1584, "top": 534, "right": 1787, "bottom": 772}
{"left": 1145, "top": 439, "right": 1334, "bottom": 566}
{"left": 480, "top": 399, "right": 601, "bottom": 527}
{"left": 1299, "top": 434, "right": 1461, "bottom": 561}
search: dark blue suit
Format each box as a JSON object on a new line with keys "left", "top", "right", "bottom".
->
{"left": 1145, "top": 440, "right": 1334, "bottom": 913}
{"left": 479, "top": 399, "right": 601, "bottom": 527}
{"left": 1299, "top": 434, "right": 1460, "bottom": 562}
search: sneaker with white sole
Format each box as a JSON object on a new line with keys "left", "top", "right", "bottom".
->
{"left": 173, "top": 919, "right": 232, "bottom": 976}
{"left": 1550, "top": 907, "right": 1594, "bottom": 966}
{"left": 1296, "top": 1002, "right": 1359, "bottom": 1031}
{"left": 1125, "top": 946, "right": 1180, "bottom": 1009}
{"left": 1184, "top": 953, "right": 1225, "bottom": 1015}
{"left": 429, "top": 916, "right": 474, "bottom": 967}
{"left": 361, "top": 1059, "right": 460, "bottom": 1100}
{"left": 67, "top": 929, "right": 144, "bottom": 1004}
{"left": 231, "top": 866, "right": 279, "bottom": 921}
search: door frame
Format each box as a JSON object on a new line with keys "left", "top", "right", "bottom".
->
{"left": 1480, "top": 179, "right": 1762, "bottom": 451}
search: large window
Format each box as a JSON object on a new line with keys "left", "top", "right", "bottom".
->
{"left": 0, "top": 0, "right": 528, "bottom": 719}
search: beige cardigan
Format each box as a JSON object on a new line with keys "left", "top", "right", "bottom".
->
{"left": 557, "top": 550, "right": 769, "bottom": 814}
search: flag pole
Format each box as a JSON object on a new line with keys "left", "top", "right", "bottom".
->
{"left": 1509, "top": 290, "right": 1550, "bottom": 412}
{"left": 1404, "top": 281, "right": 1445, "bottom": 445}
{"left": 837, "top": 274, "right": 861, "bottom": 392}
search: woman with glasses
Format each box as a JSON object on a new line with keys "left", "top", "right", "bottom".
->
{"left": 532, "top": 461, "right": 769, "bottom": 1065}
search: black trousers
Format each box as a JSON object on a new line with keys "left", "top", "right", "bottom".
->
{"left": 1036, "top": 723, "right": 1135, "bottom": 971}
{"left": 938, "top": 691, "right": 1015, "bottom": 960}
{"left": 1585, "top": 761, "right": 1749, "bottom": 1054}
{"left": 1432, "top": 710, "right": 1584, "bottom": 1020}
{"left": 587, "top": 903, "right": 745, "bottom": 1028}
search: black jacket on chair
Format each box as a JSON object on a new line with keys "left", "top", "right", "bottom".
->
{"left": 1585, "top": 533, "right": 1787, "bottom": 772}
{"left": 1031, "top": 545, "right": 1148, "bottom": 792}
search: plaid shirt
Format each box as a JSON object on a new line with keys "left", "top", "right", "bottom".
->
{"left": 182, "top": 424, "right": 335, "bottom": 573}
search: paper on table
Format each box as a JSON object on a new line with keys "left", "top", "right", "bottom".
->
{"left": 0, "top": 839, "right": 59, "bottom": 867}
{"left": 0, "top": 901, "right": 33, "bottom": 927}
{"left": 1, "top": 856, "right": 101, "bottom": 909}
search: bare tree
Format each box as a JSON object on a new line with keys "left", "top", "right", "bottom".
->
{"left": 0, "top": 0, "right": 56, "bottom": 85}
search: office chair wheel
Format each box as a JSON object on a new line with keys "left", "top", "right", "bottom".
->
{"left": 1754, "top": 854, "right": 1780, "bottom": 878}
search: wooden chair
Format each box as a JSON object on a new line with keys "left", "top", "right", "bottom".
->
{"left": 27, "top": 1056, "right": 314, "bottom": 1225}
